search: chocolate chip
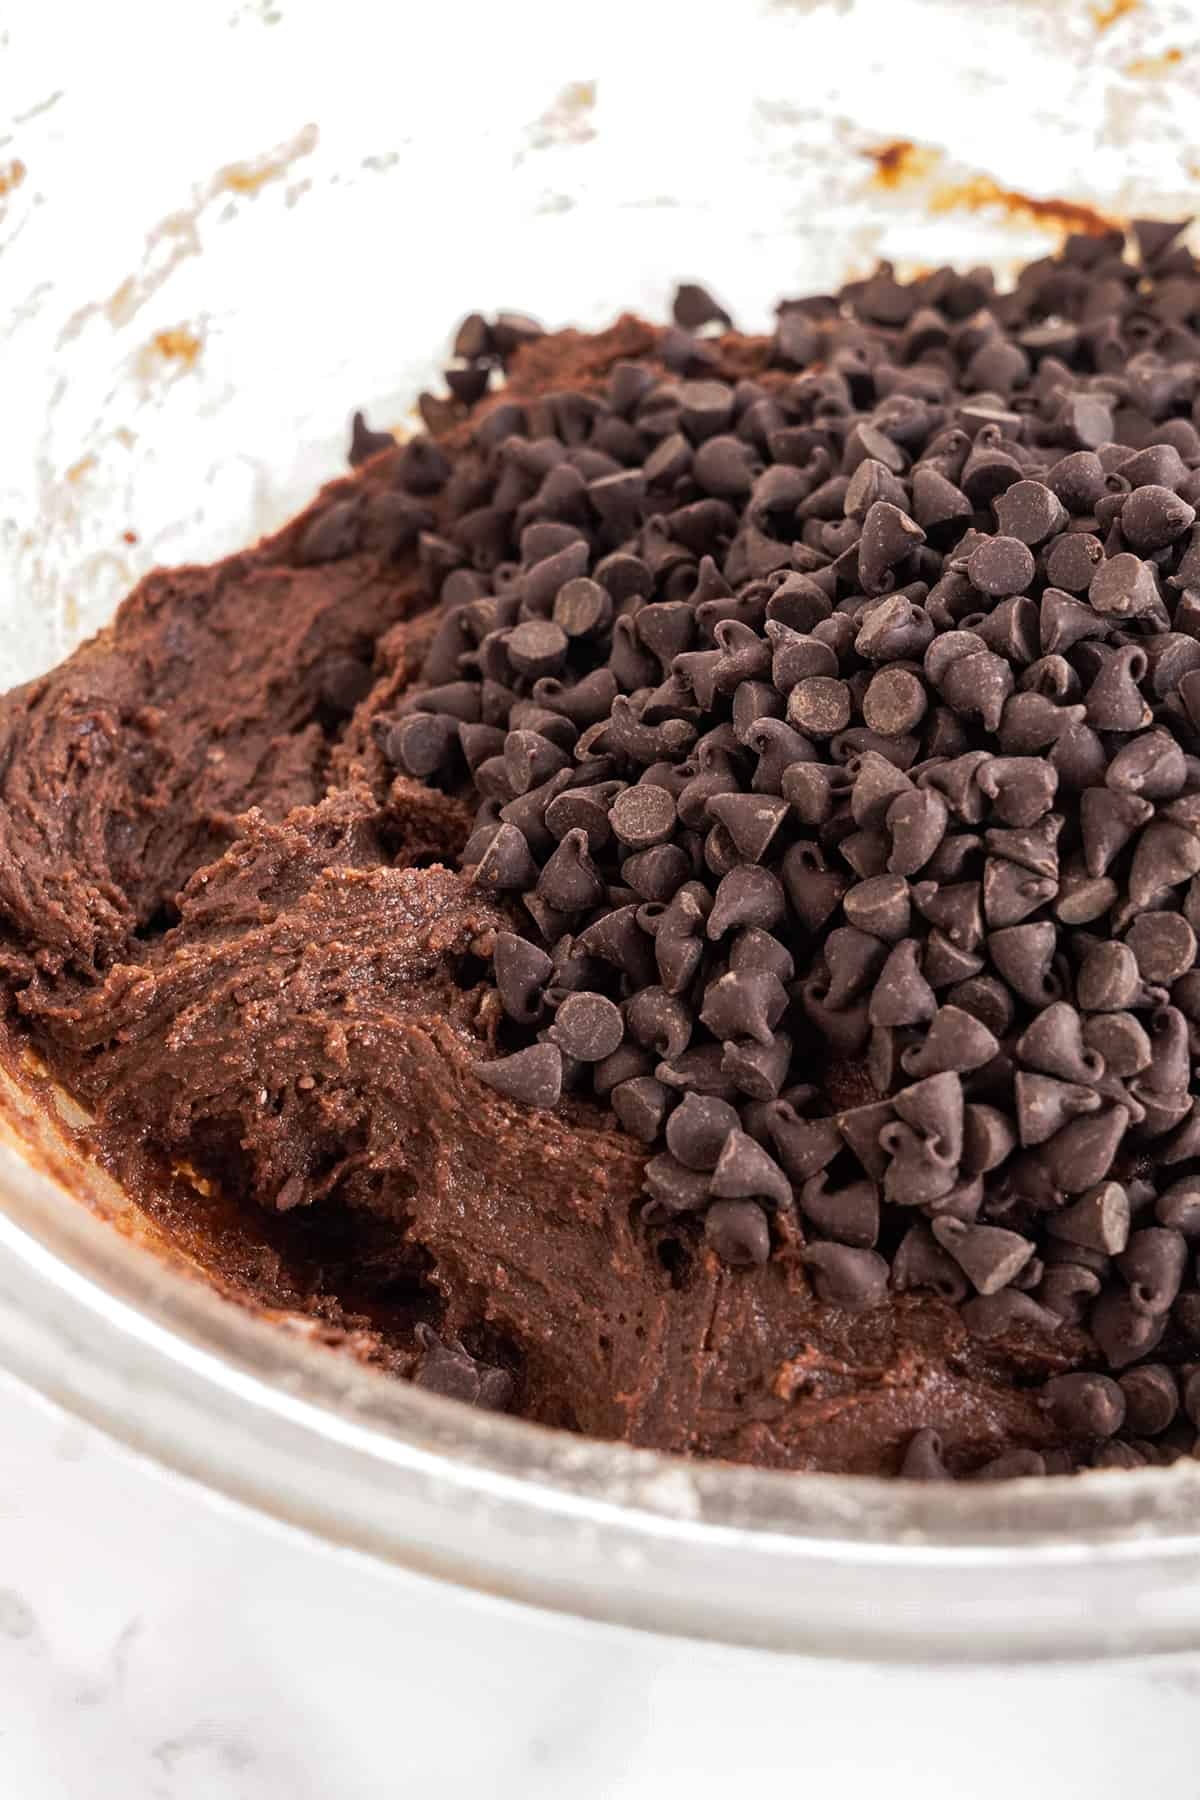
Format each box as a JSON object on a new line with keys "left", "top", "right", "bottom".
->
{"left": 988, "top": 921, "right": 1060, "bottom": 1006}
{"left": 1047, "top": 1182, "right": 1130, "bottom": 1255}
{"left": 550, "top": 992, "right": 625, "bottom": 1063}
{"left": 1120, "top": 484, "right": 1195, "bottom": 552}
{"left": 853, "top": 668, "right": 925, "bottom": 743}
{"left": 348, "top": 410, "right": 397, "bottom": 469}
{"left": 975, "top": 1450, "right": 1047, "bottom": 1480}
{"left": 644, "top": 1153, "right": 712, "bottom": 1215}
{"left": 476, "top": 1042, "right": 563, "bottom": 1108}
{"left": 707, "top": 866, "right": 786, "bottom": 939}
{"left": 869, "top": 938, "right": 936, "bottom": 1028}
{"left": 857, "top": 502, "right": 925, "bottom": 595}
{"left": 1041, "top": 1373, "right": 1125, "bottom": 1440}
{"left": 475, "top": 822, "right": 538, "bottom": 890}
{"left": 1119, "top": 1364, "right": 1179, "bottom": 1437}
{"left": 802, "top": 1243, "right": 890, "bottom": 1312}
{"left": 799, "top": 1172, "right": 879, "bottom": 1248}
{"left": 413, "top": 1328, "right": 513, "bottom": 1411}
{"left": 537, "top": 827, "right": 606, "bottom": 912}
{"left": 493, "top": 931, "right": 554, "bottom": 1024}
{"left": 1089, "top": 552, "right": 1162, "bottom": 619}
{"left": 665, "top": 1092, "right": 740, "bottom": 1171}
{"left": 611, "top": 1076, "right": 673, "bottom": 1143}
{"left": 700, "top": 969, "right": 788, "bottom": 1045}
{"left": 704, "top": 1199, "right": 771, "bottom": 1266}
{"left": 899, "top": 1428, "right": 951, "bottom": 1480}
{"left": 382, "top": 711, "right": 458, "bottom": 779}
{"left": 902, "top": 1005, "right": 999, "bottom": 1079}
{"left": 1117, "top": 1227, "right": 1187, "bottom": 1316}
{"left": 710, "top": 1130, "right": 792, "bottom": 1207}
{"left": 993, "top": 479, "right": 1068, "bottom": 547}
{"left": 627, "top": 987, "right": 692, "bottom": 1061}
{"left": 1077, "top": 940, "right": 1140, "bottom": 1012}
{"left": 931, "top": 1218, "right": 1034, "bottom": 1295}
{"left": 967, "top": 534, "right": 1036, "bottom": 597}
{"left": 787, "top": 676, "right": 852, "bottom": 738}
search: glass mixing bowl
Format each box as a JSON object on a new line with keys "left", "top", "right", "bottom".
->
{"left": 4, "top": 0, "right": 1200, "bottom": 1663}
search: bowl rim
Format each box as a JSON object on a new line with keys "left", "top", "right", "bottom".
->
{"left": 4, "top": 1101, "right": 1200, "bottom": 1663}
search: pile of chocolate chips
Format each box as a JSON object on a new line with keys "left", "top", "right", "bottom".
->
{"left": 364, "top": 219, "right": 1200, "bottom": 1458}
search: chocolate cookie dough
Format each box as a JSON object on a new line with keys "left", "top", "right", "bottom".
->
{"left": 5, "top": 222, "right": 1200, "bottom": 1478}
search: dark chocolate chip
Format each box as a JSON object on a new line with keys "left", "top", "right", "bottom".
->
{"left": 476, "top": 1043, "right": 563, "bottom": 1109}
{"left": 611, "top": 1076, "right": 673, "bottom": 1144}
{"left": 931, "top": 1218, "right": 1034, "bottom": 1295}
{"left": 550, "top": 992, "right": 625, "bottom": 1063}
{"left": 704, "top": 1199, "right": 771, "bottom": 1266}
{"left": 802, "top": 1243, "right": 890, "bottom": 1312}
{"left": 1041, "top": 1373, "right": 1125, "bottom": 1440}
{"left": 348, "top": 409, "right": 397, "bottom": 468}
{"left": 493, "top": 931, "right": 554, "bottom": 1025}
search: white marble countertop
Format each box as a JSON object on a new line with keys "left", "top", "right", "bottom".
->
{"left": 1, "top": 1370, "right": 1199, "bottom": 1799}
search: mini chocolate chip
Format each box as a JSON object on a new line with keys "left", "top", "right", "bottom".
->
{"left": 622, "top": 842, "right": 691, "bottom": 901}
{"left": 799, "top": 1172, "right": 879, "bottom": 1248}
{"left": 476, "top": 1042, "right": 563, "bottom": 1109}
{"left": 901, "top": 1005, "right": 999, "bottom": 1079}
{"left": 931, "top": 1218, "right": 1035, "bottom": 1295}
{"left": 506, "top": 619, "right": 569, "bottom": 679}
{"left": 475, "top": 822, "right": 538, "bottom": 890}
{"left": 609, "top": 784, "right": 677, "bottom": 850}
{"left": 504, "top": 730, "right": 570, "bottom": 795}
{"left": 967, "top": 534, "right": 1036, "bottom": 597}
{"left": 899, "top": 1428, "right": 951, "bottom": 1480}
{"left": 644, "top": 1153, "right": 712, "bottom": 1215}
{"left": 858, "top": 668, "right": 926, "bottom": 742}
{"left": 844, "top": 873, "right": 912, "bottom": 942}
{"left": 413, "top": 1328, "right": 513, "bottom": 1411}
{"left": 383, "top": 712, "right": 459, "bottom": 778}
{"left": 710, "top": 1130, "right": 793, "bottom": 1207}
{"left": 707, "top": 866, "right": 786, "bottom": 939}
{"left": 627, "top": 987, "right": 692, "bottom": 1062}
{"left": 787, "top": 676, "right": 852, "bottom": 738}
{"left": 1156, "top": 1176, "right": 1200, "bottom": 1236}
{"left": 869, "top": 938, "right": 936, "bottom": 1028}
{"left": 1119, "top": 1364, "right": 1179, "bottom": 1437}
{"left": 1120, "top": 484, "right": 1195, "bottom": 552}
{"left": 1107, "top": 730, "right": 1186, "bottom": 801}
{"left": 554, "top": 578, "right": 612, "bottom": 640}
{"left": 1077, "top": 940, "right": 1140, "bottom": 1012}
{"left": 543, "top": 787, "right": 614, "bottom": 852}
{"left": 537, "top": 827, "right": 606, "bottom": 912}
{"left": 857, "top": 502, "right": 925, "bottom": 595}
{"left": 975, "top": 1450, "right": 1047, "bottom": 1480}
{"left": 704, "top": 1199, "right": 771, "bottom": 1266}
{"left": 1089, "top": 552, "right": 1162, "bottom": 619}
{"left": 802, "top": 1243, "right": 890, "bottom": 1312}
{"left": 665, "top": 1092, "right": 741, "bottom": 1171}
{"left": 1041, "top": 1372, "right": 1125, "bottom": 1440}
{"left": 611, "top": 1076, "right": 673, "bottom": 1144}
{"left": 348, "top": 409, "right": 397, "bottom": 467}
{"left": 1046, "top": 1183, "right": 1130, "bottom": 1255}
{"left": 1118, "top": 1227, "right": 1188, "bottom": 1316}
{"left": 550, "top": 991, "right": 625, "bottom": 1062}
{"left": 1015, "top": 1072, "right": 1102, "bottom": 1148}
{"left": 700, "top": 969, "right": 789, "bottom": 1046}
{"left": 1040, "top": 1104, "right": 1130, "bottom": 1192}
{"left": 993, "top": 479, "right": 1068, "bottom": 547}
{"left": 493, "top": 931, "right": 554, "bottom": 1024}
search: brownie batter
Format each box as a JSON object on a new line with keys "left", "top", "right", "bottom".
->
{"left": 4, "top": 233, "right": 1200, "bottom": 1478}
